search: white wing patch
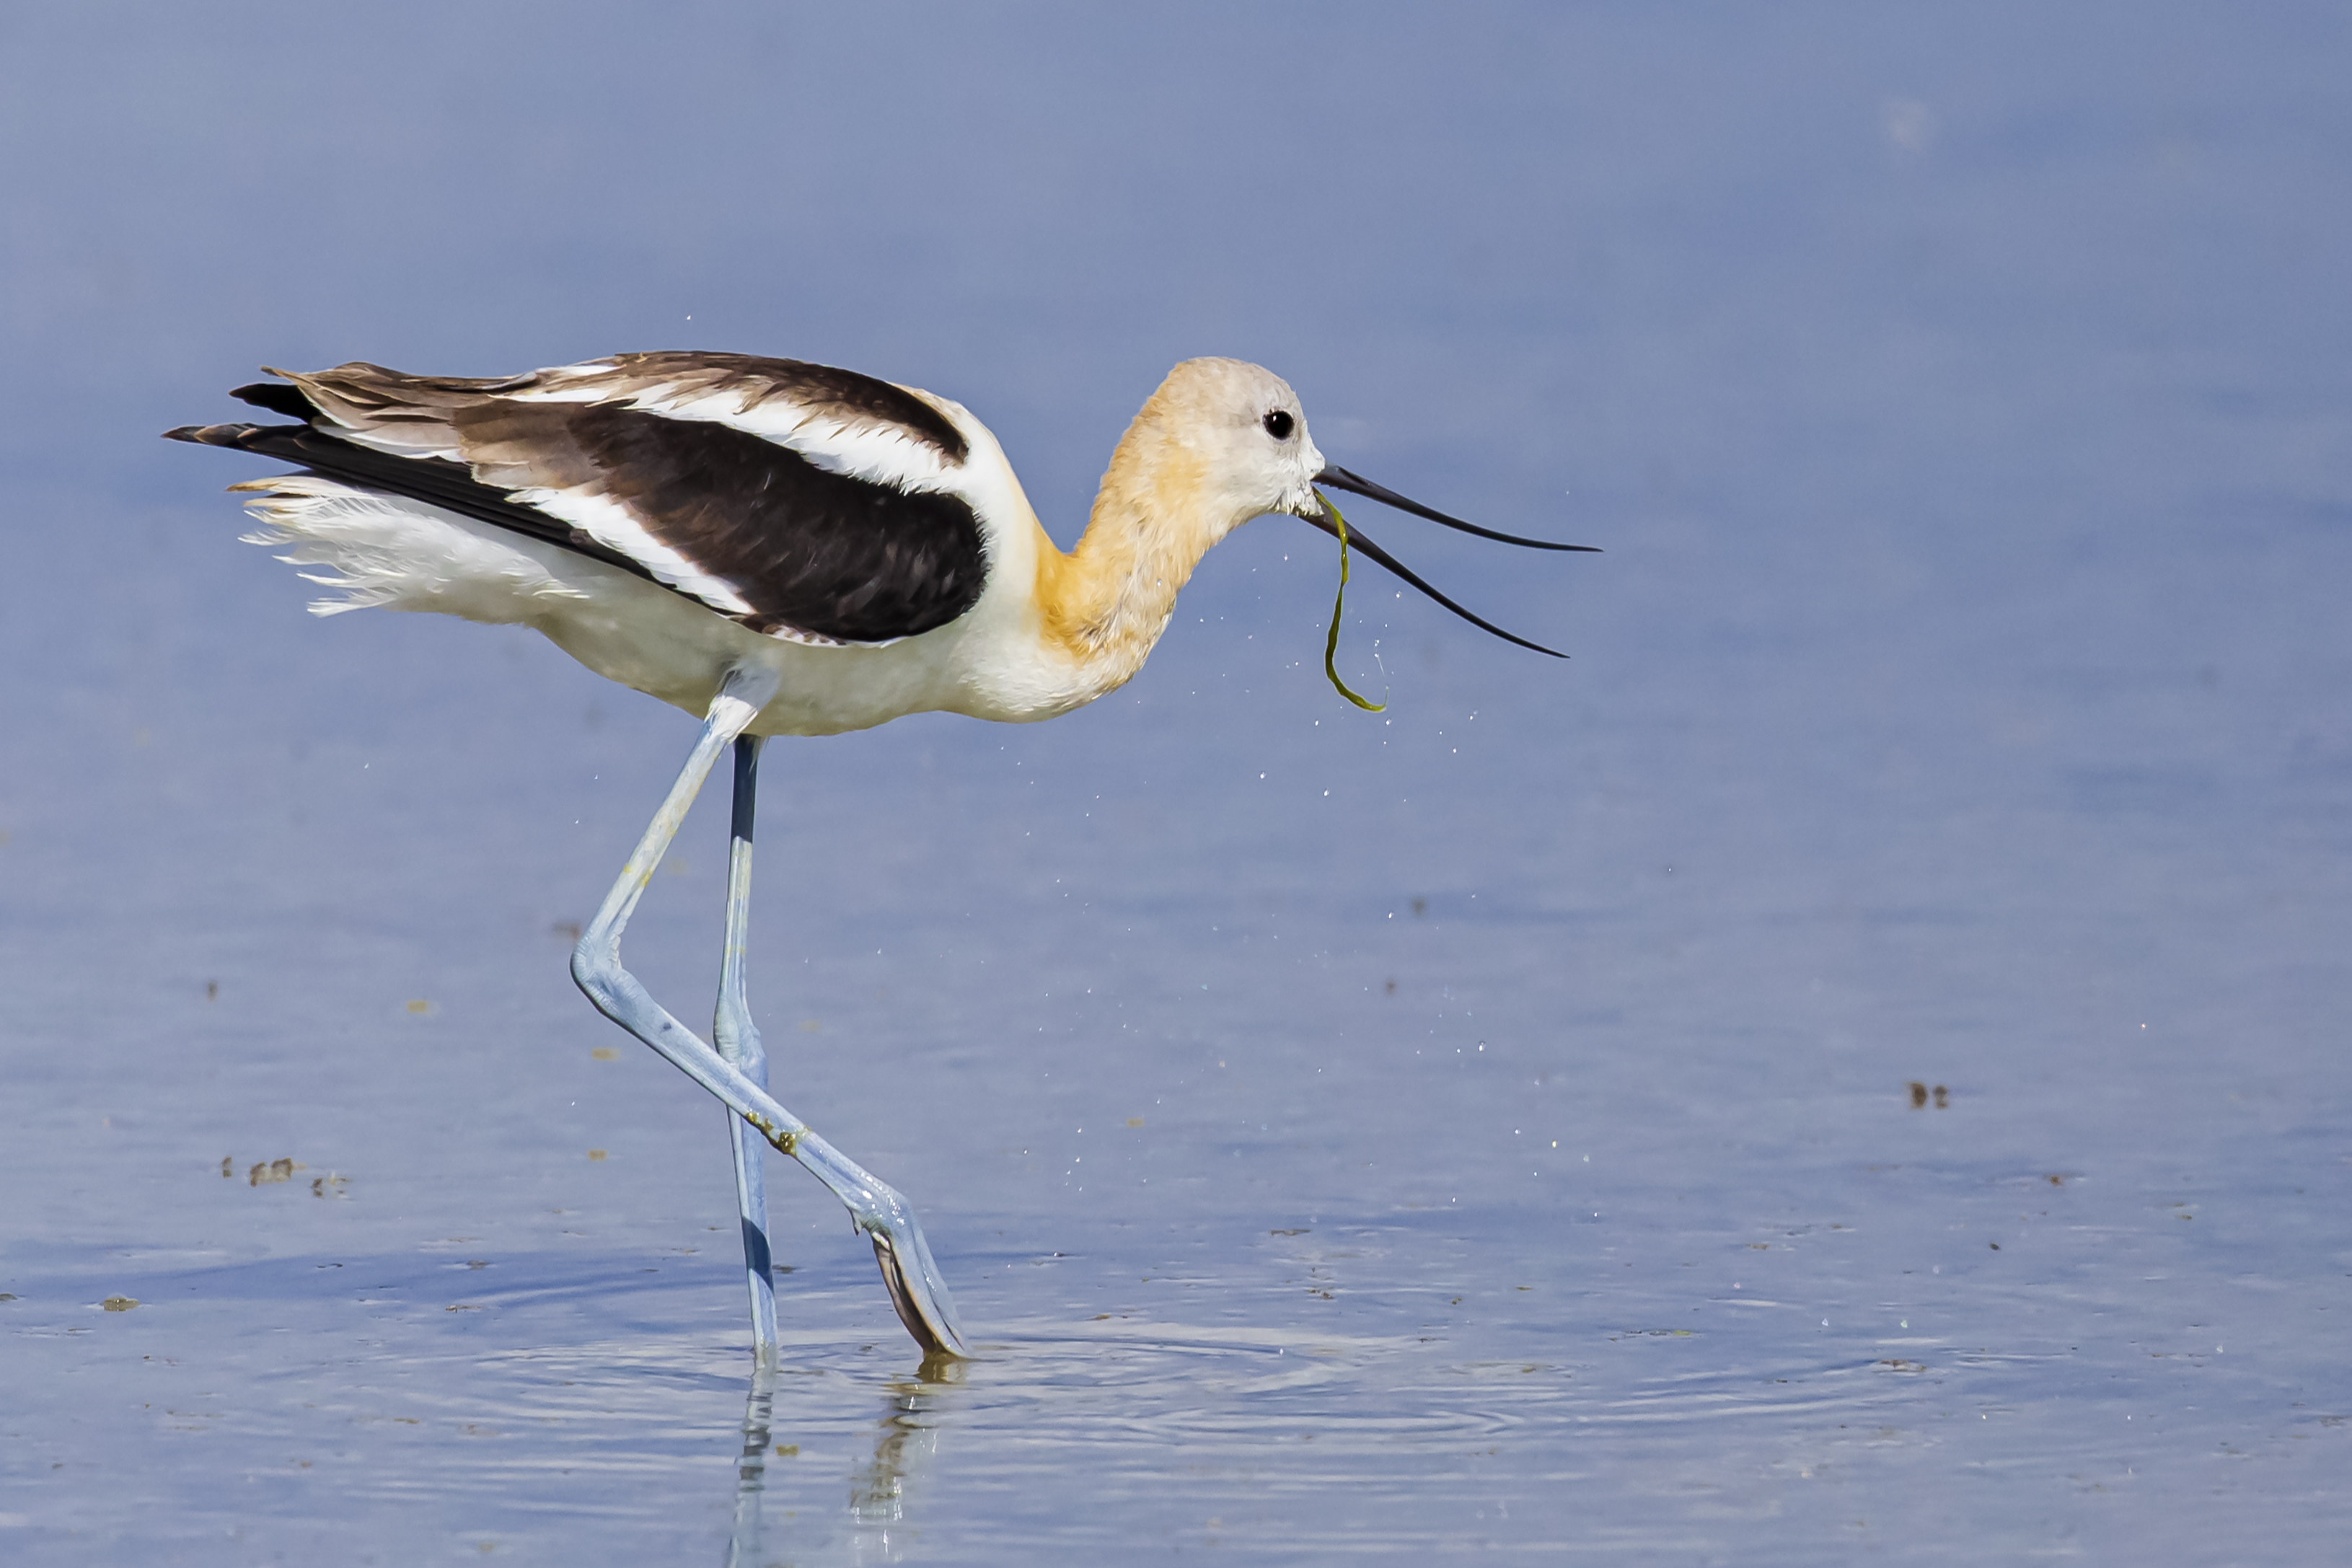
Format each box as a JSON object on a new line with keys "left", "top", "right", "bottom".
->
{"left": 506, "top": 485, "right": 756, "bottom": 616}
{"left": 635, "top": 392, "right": 961, "bottom": 496}
{"left": 505, "top": 370, "right": 964, "bottom": 498}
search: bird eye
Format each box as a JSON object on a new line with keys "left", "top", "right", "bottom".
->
{"left": 1261, "top": 409, "right": 1295, "bottom": 440}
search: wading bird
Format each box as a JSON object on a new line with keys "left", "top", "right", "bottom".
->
{"left": 169, "top": 352, "right": 1592, "bottom": 1360}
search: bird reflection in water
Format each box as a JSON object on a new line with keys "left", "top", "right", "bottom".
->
{"left": 724, "top": 1367, "right": 776, "bottom": 1568}
{"left": 726, "top": 1352, "right": 964, "bottom": 1566}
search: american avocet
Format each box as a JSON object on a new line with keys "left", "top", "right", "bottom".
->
{"left": 168, "top": 351, "right": 1593, "bottom": 1360}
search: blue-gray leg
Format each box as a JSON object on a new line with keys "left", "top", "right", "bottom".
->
{"left": 569, "top": 669, "right": 966, "bottom": 1359}
{"left": 713, "top": 732, "right": 779, "bottom": 1363}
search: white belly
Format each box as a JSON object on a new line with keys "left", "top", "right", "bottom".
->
{"left": 233, "top": 476, "right": 1096, "bottom": 736}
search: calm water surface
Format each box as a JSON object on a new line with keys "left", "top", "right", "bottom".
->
{"left": 4, "top": 5, "right": 2348, "bottom": 1561}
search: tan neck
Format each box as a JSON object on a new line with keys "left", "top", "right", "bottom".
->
{"left": 1032, "top": 395, "right": 1229, "bottom": 694}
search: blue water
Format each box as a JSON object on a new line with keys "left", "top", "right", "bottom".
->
{"left": 4, "top": 4, "right": 2348, "bottom": 1560}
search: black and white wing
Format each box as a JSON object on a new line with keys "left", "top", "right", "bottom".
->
{"left": 169, "top": 352, "right": 991, "bottom": 646}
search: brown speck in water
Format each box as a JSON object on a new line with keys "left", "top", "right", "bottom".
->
{"left": 587, "top": 1149, "right": 607, "bottom": 1162}
{"left": 775, "top": 1443, "right": 798, "bottom": 1457}
{"left": 219, "top": 1156, "right": 232, "bottom": 1178}
{"left": 1411, "top": 897, "right": 1427, "bottom": 917}
{"left": 591, "top": 1047, "right": 620, "bottom": 1062}
{"left": 1908, "top": 1082, "right": 1929, "bottom": 1109}
{"left": 798, "top": 1018, "right": 822, "bottom": 1032}
{"left": 1384, "top": 979, "right": 1397, "bottom": 996}
{"left": 1934, "top": 1085, "right": 1950, "bottom": 1109}
{"left": 1989, "top": 1241, "right": 2001, "bottom": 1250}
{"left": 552, "top": 921, "right": 581, "bottom": 943}
{"left": 1271, "top": 1228, "right": 1308, "bottom": 1236}
{"left": 102, "top": 1296, "right": 138, "bottom": 1312}
{"left": 406, "top": 1000, "right": 431, "bottom": 1015}
{"left": 205, "top": 980, "right": 218, "bottom": 1001}
{"left": 250, "top": 1158, "right": 294, "bottom": 1186}
{"left": 2047, "top": 1173, "right": 2065, "bottom": 1186}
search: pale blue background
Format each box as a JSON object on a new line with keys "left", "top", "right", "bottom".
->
{"left": 3, "top": 4, "right": 2348, "bottom": 1561}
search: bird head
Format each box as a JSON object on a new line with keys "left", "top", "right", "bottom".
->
{"left": 1126, "top": 357, "right": 1595, "bottom": 669}
{"left": 1142, "top": 357, "right": 1328, "bottom": 537}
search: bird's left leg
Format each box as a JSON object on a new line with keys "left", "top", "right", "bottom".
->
{"left": 713, "top": 733, "right": 779, "bottom": 1363}
{"left": 569, "top": 666, "right": 966, "bottom": 1358}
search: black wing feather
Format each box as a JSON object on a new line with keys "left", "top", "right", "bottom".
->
{"left": 230, "top": 382, "right": 320, "bottom": 421}
{"left": 560, "top": 405, "right": 985, "bottom": 642}
{"left": 164, "top": 419, "right": 664, "bottom": 583}
{"left": 169, "top": 379, "right": 991, "bottom": 643}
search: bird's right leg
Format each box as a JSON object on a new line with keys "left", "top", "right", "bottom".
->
{"left": 568, "top": 668, "right": 966, "bottom": 1359}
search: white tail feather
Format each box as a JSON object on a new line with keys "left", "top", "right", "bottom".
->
{"left": 232, "top": 475, "right": 589, "bottom": 622}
